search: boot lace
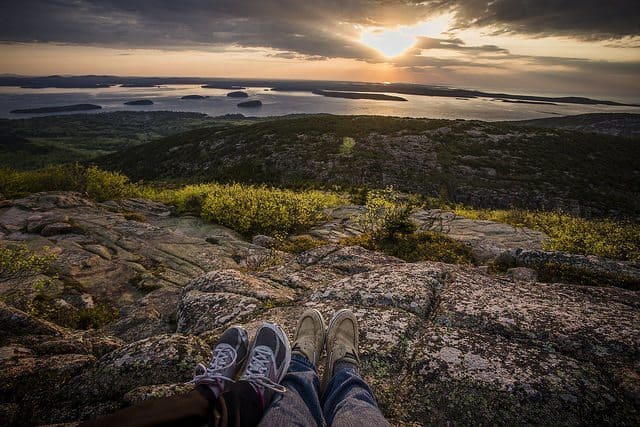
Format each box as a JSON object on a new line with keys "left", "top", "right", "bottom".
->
{"left": 190, "top": 343, "right": 237, "bottom": 387}
{"left": 239, "top": 345, "right": 287, "bottom": 393}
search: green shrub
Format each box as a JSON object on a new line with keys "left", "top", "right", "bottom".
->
{"left": 200, "top": 183, "right": 341, "bottom": 236}
{"left": 356, "top": 187, "right": 417, "bottom": 240}
{"left": 0, "top": 244, "right": 57, "bottom": 279}
{"left": 165, "top": 184, "right": 214, "bottom": 214}
{"left": 86, "top": 166, "right": 137, "bottom": 201}
{"left": 342, "top": 231, "right": 474, "bottom": 264}
{"left": 339, "top": 137, "right": 356, "bottom": 155}
{"left": 275, "top": 235, "right": 326, "bottom": 254}
{"left": 0, "top": 165, "right": 138, "bottom": 202}
{"left": 454, "top": 206, "right": 640, "bottom": 261}
{"left": 12, "top": 291, "right": 119, "bottom": 329}
{"left": 0, "top": 164, "right": 86, "bottom": 197}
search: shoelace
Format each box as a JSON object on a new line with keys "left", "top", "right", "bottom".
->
{"left": 190, "top": 343, "right": 237, "bottom": 387}
{"left": 239, "top": 345, "right": 287, "bottom": 394}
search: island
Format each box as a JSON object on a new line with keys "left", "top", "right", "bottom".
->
{"left": 311, "top": 90, "right": 407, "bottom": 101}
{"left": 120, "top": 84, "right": 160, "bottom": 88}
{"left": 227, "top": 91, "right": 249, "bottom": 98}
{"left": 124, "top": 100, "right": 154, "bottom": 105}
{"left": 181, "top": 95, "right": 208, "bottom": 100}
{"left": 10, "top": 104, "right": 102, "bottom": 114}
{"left": 501, "top": 99, "right": 557, "bottom": 106}
{"left": 202, "top": 84, "right": 246, "bottom": 89}
{"left": 237, "top": 100, "right": 262, "bottom": 108}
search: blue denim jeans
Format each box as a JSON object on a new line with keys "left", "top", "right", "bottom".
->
{"left": 259, "top": 355, "right": 390, "bottom": 427}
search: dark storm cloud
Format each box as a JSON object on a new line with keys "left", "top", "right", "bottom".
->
{"left": 1, "top": 1, "right": 638, "bottom": 59}
{"left": 0, "top": 0, "right": 429, "bottom": 59}
{"left": 438, "top": 0, "right": 640, "bottom": 41}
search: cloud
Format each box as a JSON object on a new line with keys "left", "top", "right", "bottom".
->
{"left": 2, "top": 1, "right": 637, "bottom": 59}
{"left": 1, "top": 0, "right": 638, "bottom": 97}
{"left": 438, "top": 0, "right": 640, "bottom": 41}
{"left": 412, "top": 37, "right": 509, "bottom": 54}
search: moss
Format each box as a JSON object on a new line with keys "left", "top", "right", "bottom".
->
{"left": 123, "top": 212, "right": 147, "bottom": 222}
{"left": 537, "top": 262, "right": 639, "bottom": 290}
{"left": 0, "top": 244, "right": 58, "bottom": 279}
{"left": 275, "top": 235, "right": 326, "bottom": 254}
{"left": 343, "top": 231, "right": 474, "bottom": 264}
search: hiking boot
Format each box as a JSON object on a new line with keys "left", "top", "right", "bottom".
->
{"left": 324, "top": 309, "right": 360, "bottom": 386}
{"left": 291, "top": 309, "right": 325, "bottom": 366}
{"left": 239, "top": 322, "right": 291, "bottom": 400}
{"left": 192, "top": 325, "right": 249, "bottom": 393}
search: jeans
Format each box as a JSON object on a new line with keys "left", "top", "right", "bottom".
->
{"left": 259, "top": 355, "right": 390, "bottom": 427}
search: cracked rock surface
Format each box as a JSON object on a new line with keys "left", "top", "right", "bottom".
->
{"left": 1, "top": 193, "right": 638, "bottom": 425}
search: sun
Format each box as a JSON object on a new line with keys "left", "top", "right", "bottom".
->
{"left": 361, "top": 27, "right": 417, "bottom": 58}
{"left": 360, "top": 15, "right": 453, "bottom": 58}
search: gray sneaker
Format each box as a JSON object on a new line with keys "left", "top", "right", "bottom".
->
{"left": 324, "top": 309, "right": 360, "bottom": 385}
{"left": 192, "top": 325, "right": 249, "bottom": 391}
{"left": 291, "top": 309, "right": 325, "bottom": 366}
{"left": 239, "top": 322, "right": 291, "bottom": 395}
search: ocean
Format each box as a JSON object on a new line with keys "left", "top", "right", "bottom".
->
{"left": 1, "top": 84, "right": 639, "bottom": 121}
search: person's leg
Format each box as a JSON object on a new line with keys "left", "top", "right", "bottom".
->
{"left": 80, "top": 326, "right": 250, "bottom": 427}
{"left": 259, "top": 354, "right": 324, "bottom": 426}
{"left": 322, "top": 310, "right": 390, "bottom": 427}
{"left": 259, "top": 309, "right": 327, "bottom": 427}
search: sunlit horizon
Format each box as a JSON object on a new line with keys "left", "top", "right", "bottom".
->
{"left": 1, "top": 2, "right": 638, "bottom": 101}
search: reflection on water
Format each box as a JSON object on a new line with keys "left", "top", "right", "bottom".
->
{"left": 1, "top": 84, "right": 638, "bottom": 120}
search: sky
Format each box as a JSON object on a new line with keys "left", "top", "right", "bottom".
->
{"left": 1, "top": 1, "right": 639, "bottom": 101}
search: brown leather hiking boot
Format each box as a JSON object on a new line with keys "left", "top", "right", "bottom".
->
{"left": 324, "top": 309, "right": 360, "bottom": 387}
{"left": 291, "top": 309, "right": 325, "bottom": 366}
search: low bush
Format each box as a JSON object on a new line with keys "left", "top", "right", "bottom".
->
{"left": 0, "top": 244, "right": 58, "bottom": 279}
{"left": 0, "top": 164, "right": 137, "bottom": 201}
{"left": 342, "top": 231, "right": 474, "bottom": 264}
{"left": 85, "top": 166, "right": 137, "bottom": 201}
{"left": 355, "top": 187, "right": 418, "bottom": 240}
{"left": 454, "top": 206, "right": 640, "bottom": 261}
{"left": 201, "top": 183, "right": 341, "bottom": 236}
{"left": 275, "top": 235, "right": 326, "bottom": 254}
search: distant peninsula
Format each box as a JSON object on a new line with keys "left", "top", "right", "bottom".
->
{"left": 120, "top": 84, "right": 160, "bottom": 88}
{"left": 501, "top": 99, "right": 557, "bottom": 106}
{"left": 10, "top": 104, "right": 102, "bottom": 114}
{"left": 312, "top": 90, "right": 407, "bottom": 101}
{"left": 237, "top": 100, "right": 262, "bottom": 108}
{"left": 124, "top": 100, "right": 153, "bottom": 105}
{"left": 227, "top": 91, "right": 249, "bottom": 98}
{"left": 202, "top": 84, "right": 246, "bottom": 90}
{"left": 181, "top": 95, "right": 208, "bottom": 100}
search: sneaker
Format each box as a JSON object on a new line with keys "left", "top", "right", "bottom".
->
{"left": 324, "top": 309, "right": 360, "bottom": 385}
{"left": 239, "top": 322, "right": 291, "bottom": 396}
{"left": 192, "top": 325, "right": 249, "bottom": 393}
{"left": 291, "top": 309, "right": 325, "bottom": 366}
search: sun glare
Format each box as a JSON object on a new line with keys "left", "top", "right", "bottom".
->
{"left": 361, "top": 28, "right": 416, "bottom": 57}
{"left": 361, "top": 14, "right": 452, "bottom": 58}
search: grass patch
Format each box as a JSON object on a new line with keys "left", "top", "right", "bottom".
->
{"left": 0, "top": 165, "right": 343, "bottom": 238}
{"left": 0, "top": 244, "right": 57, "bottom": 279}
{"left": 0, "top": 164, "right": 137, "bottom": 201}
{"left": 144, "top": 182, "right": 343, "bottom": 237}
{"left": 342, "top": 231, "right": 474, "bottom": 264}
{"left": 454, "top": 206, "right": 640, "bottom": 261}
{"left": 199, "top": 184, "right": 341, "bottom": 236}
{"left": 343, "top": 188, "right": 474, "bottom": 263}
{"left": 275, "top": 235, "right": 326, "bottom": 254}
